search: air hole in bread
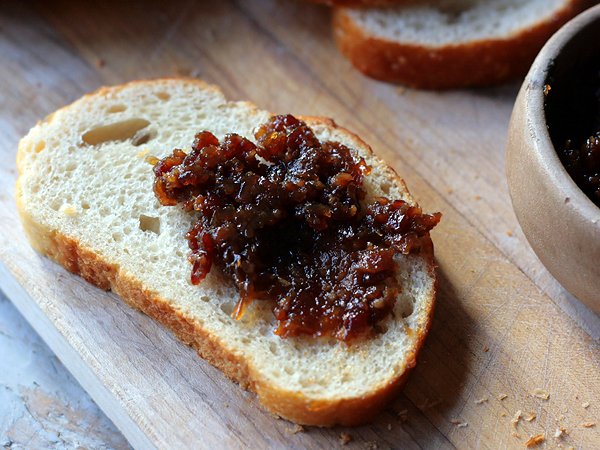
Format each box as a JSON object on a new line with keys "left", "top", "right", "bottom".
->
{"left": 200, "top": 296, "right": 210, "bottom": 302}
{"left": 112, "top": 232, "right": 123, "bottom": 242}
{"left": 50, "top": 199, "right": 61, "bottom": 211}
{"left": 139, "top": 215, "right": 160, "bottom": 235}
{"left": 401, "top": 301, "right": 414, "bottom": 318}
{"left": 34, "top": 141, "right": 45, "bottom": 153}
{"left": 82, "top": 118, "right": 150, "bottom": 145}
{"left": 373, "top": 323, "right": 388, "bottom": 334}
{"left": 220, "top": 303, "right": 232, "bottom": 315}
{"left": 81, "top": 202, "right": 90, "bottom": 210}
{"left": 380, "top": 182, "right": 391, "bottom": 195}
{"left": 268, "top": 342, "right": 278, "bottom": 355}
{"left": 99, "top": 207, "right": 110, "bottom": 217}
{"left": 107, "top": 104, "right": 127, "bottom": 114}
{"left": 132, "top": 128, "right": 156, "bottom": 147}
{"left": 66, "top": 162, "right": 77, "bottom": 172}
{"left": 156, "top": 92, "right": 170, "bottom": 101}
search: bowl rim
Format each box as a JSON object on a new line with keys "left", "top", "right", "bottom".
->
{"left": 525, "top": 2, "right": 600, "bottom": 226}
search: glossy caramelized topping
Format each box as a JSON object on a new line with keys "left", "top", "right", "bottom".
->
{"left": 547, "top": 56, "right": 600, "bottom": 206}
{"left": 153, "top": 115, "right": 440, "bottom": 340}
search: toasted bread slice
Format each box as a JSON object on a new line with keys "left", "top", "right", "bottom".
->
{"left": 15, "top": 78, "right": 437, "bottom": 426}
{"left": 333, "top": 0, "right": 595, "bottom": 89}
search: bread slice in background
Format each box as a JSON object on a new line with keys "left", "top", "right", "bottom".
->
{"left": 15, "top": 78, "right": 437, "bottom": 426}
{"left": 333, "top": 0, "right": 596, "bottom": 89}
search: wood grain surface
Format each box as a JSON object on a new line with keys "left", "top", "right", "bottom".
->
{"left": 1, "top": 1, "right": 600, "bottom": 449}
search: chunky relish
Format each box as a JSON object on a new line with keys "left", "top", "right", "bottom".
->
{"left": 154, "top": 115, "right": 440, "bottom": 340}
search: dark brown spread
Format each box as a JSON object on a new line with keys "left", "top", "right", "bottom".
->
{"left": 547, "top": 56, "right": 600, "bottom": 206}
{"left": 153, "top": 115, "right": 440, "bottom": 340}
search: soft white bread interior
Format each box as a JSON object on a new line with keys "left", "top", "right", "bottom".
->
{"left": 15, "top": 78, "right": 437, "bottom": 426}
{"left": 333, "top": 0, "right": 595, "bottom": 89}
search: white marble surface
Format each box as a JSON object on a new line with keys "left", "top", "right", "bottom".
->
{"left": 0, "top": 288, "right": 131, "bottom": 450}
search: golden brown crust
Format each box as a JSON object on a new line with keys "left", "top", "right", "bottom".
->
{"left": 15, "top": 83, "right": 437, "bottom": 426}
{"left": 21, "top": 223, "right": 436, "bottom": 426}
{"left": 332, "top": 0, "right": 595, "bottom": 89}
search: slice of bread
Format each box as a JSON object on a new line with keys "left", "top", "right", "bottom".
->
{"left": 15, "top": 78, "right": 437, "bottom": 426}
{"left": 333, "top": 0, "right": 595, "bottom": 89}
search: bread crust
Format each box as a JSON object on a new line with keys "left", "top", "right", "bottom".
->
{"left": 15, "top": 78, "right": 437, "bottom": 426}
{"left": 333, "top": 0, "right": 595, "bottom": 89}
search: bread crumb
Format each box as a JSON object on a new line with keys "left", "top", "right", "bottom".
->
{"left": 286, "top": 424, "right": 305, "bottom": 434}
{"left": 502, "top": 412, "right": 506, "bottom": 417}
{"left": 224, "top": 403, "right": 228, "bottom": 407}
{"left": 498, "top": 394, "right": 508, "bottom": 401}
{"left": 512, "top": 410, "right": 523, "bottom": 427}
{"left": 451, "top": 148, "right": 456, "bottom": 153}
{"left": 94, "top": 58, "right": 105, "bottom": 69}
{"left": 581, "top": 422, "right": 596, "bottom": 428}
{"left": 475, "top": 195, "right": 481, "bottom": 200}
{"left": 474, "top": 398, "right": 488, "bottom": 404}
{"left": 365, "top": 441, "right": 379, "bottom": 450}
{"left": 396, "top": 87, "right": 405, "bottom": 96}
{"left": 582, "top": 402, "right": 590, "bottom": 408}
{"left": 507, "top": 232, "right": 513, "bottom": 236}
{"left": 484, "top": 347, "right": 489, "bottom": 352}
{"left": 533, "top": 388, "right": 550, "bottom": 400}
{"left": 451, "top": 420, "right": 468, "bottom": 428}
{"left": 397, "top": 409, "right": 408, "bottom": 423}
{"left": 525, "top": 434, "right": 545, "bottom": 447}
{"left": 146, "top": 155, "right": 160, "bottom": 165}
{"left": 575, "top": 394, "right": 578, "bottom": 399}
{"left": 59, "top": 204, "right": 77, "bottom": 214}
{"left": 513, "top": 432, "right": 521, "bottom": 438}
{"left": 544, "top": 85, "right": 551, "bottom": 96}
{"left": 445, "top": 187, "right": 452, "bottom": 194}
{"left": 340, "top": 432, "right": 352, "bottom": 445}
{"left": 558, "top": 415, "right": 565, "bottom": 421}
{"left": 554, "top": 427, "right": 567, "bottom": 438}
{"left": 137, "top": 148, "right": 149, "bottom": 158}
{"left": 387, "top": 423, "right": 392, "bottom": 430}
{"left": 526, "top": 413, "right": 536, "bottom": 422}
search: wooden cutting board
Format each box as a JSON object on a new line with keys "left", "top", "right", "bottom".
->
{"left": 1, "top": 1, "right": 600, "bottom": 448}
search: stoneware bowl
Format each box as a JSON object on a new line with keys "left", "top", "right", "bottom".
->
{"left": 507, "top": 4, "right": 600, "bottom": 315}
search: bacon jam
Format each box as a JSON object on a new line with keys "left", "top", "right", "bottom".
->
{"left": 153, "top": 115, "right": 440, "bottom": 340}
{"left": 547, "top": 55, "right": 600, "bottom": 207}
